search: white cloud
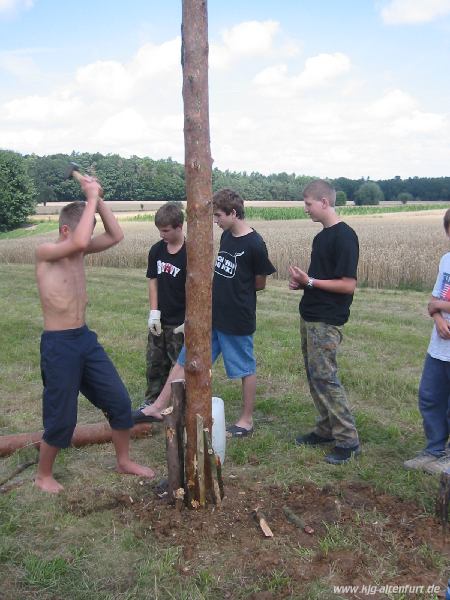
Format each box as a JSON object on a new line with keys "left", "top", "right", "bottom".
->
{"left": 0, "top": 0, "right": 34, "bottom": 17}
{"left": 390, "top": 111, "right": 445, "bottom": 135}
{"left": 366, "top": 89, "right": 417, "bottom": 118}
{"left": 0, "top": 21, "right": 449, "bottom": 179}
{"left": 94, "top": 109, "right": 150, "bottom": 145}
{"left": 75, "top": 61, "right": 133, "bottom": 102}
{"left": 296, "top": 53, "right": 351, "bottom": 89}
{"left": 132, "top": 38, "right": 181, "bottom": 77}
{"left": 210, "top": 20, "right": 299, "bottom": 69}
{"left": 3, "top": 92, "right": 82, "bottom": 123}
{"left": 0, "top": 35, "right": 184, "bottom": 158}
{"left": 253, "top": 52, "right": 351, "bottom": 98}
{"left": 365, "top": 89, "right": 445, "bottom": 136}
{"left": 381, "top": 0, "right": 450, "bottom": 24}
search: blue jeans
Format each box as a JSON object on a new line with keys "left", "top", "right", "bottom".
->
{"left": 177, "top": 329, "right": 256, "bottom": 379}
{"left": 418, "top": 353, "right": 450, "bottom": 456}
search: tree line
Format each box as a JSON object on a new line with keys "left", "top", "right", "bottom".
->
{"left": 22, "top": 152, "right": 450, "bottom": 204}
{"left": 2, "top": 148, "right": 450, "bottom": 232}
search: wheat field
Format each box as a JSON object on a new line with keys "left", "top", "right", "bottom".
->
{"left": 0, "top": 211, "right": 447, "bottom": 289}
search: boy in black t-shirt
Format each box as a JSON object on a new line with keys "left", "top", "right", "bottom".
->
{"left": 289, "top": 179, "right": 360, "bottom": 465}
{"left": 133, "top": 189, "right": 276, "bottom": 436}
{"left": 132, "top": 203, "right": 186, "bottom": 421}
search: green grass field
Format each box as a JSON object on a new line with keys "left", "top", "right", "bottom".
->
{"left": 122, "top": 203, "right": 450, "bottom": 222}
{"left": 0, "top": 265, "right": 448, "bottom": 599}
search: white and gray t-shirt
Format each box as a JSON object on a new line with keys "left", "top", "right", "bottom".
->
{"left": 428, "top": 252, "right": 450, "bottom": 361}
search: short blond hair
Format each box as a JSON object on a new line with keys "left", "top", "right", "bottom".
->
{"left": 59, "top": 201, "right": 86, "bottom": 231}
{"left": 303, "top": 180, "right": 336, "bottom": 207}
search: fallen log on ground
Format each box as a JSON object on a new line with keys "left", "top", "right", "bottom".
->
{"left": 0, "top": 422, "right": 152, "bottom": 457}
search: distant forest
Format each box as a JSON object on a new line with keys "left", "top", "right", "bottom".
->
{"left": 24, "top": 152, "right": 450, "bottom": 203}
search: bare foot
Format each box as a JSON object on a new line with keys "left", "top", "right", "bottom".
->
{"left": 34, "top": 475, "right": 64, "bottom": 494}
{"left": 234, "top": 419, "right": 253, "bottom": 431}
{"left": 117, "top": 460, "right": 156, "bottom": 479}
{"left": 140, "top": 405, "right": 163, "bottom": 420}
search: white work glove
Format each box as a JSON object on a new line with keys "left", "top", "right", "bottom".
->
{"left": 148, "top": 310, "right": 162, "bottom": 336}
{"left": 174, "top": 322, "right": 185, "bottom": 335}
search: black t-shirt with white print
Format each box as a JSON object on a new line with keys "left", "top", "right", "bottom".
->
{"left": 300, "top": 221, "right": 359, "bottom": 326}
{"left": 146, "top": 239, "right": 186, "bottom": 326}
{"left": 212, "top": 229, "right": 276, "bottom": 336}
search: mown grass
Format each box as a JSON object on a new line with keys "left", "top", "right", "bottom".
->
{"left": 0, "top": 221, "right": 58, "bottom": 240}
{"left": 0, "top": 265, "right": 448, "bottom": 598}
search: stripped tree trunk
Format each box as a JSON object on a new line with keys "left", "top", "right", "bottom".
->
{"left": 181, "top": 0, "right": 214, "bottom": 505}
{"left": 0, "top": 422, "right": 152, "bottom": 458}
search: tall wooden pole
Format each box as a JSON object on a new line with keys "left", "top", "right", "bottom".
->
{"left": 181, "top": 0, "right": 213, "bottom": 504}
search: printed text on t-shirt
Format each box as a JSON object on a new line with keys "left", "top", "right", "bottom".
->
{"left": 214, "top": 251, "right": 244, "bottom": 278}
{"left": 157, "top": 260, "right": 181, "bottom": 277}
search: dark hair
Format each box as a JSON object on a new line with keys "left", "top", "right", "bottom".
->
{"left": 155, "top": 202, "right": 184, "bottom": 228}
{"left": 59, "top": 201, "right": 86, "bottom": 231}
{"left": 302, "top": 179, "right": 336, "bottom": 207}
{"left": 444, "top": 208, "right": 450, "bottom": 234}
{"left": 212, "top": 188, "right": 245, "bottom": 219}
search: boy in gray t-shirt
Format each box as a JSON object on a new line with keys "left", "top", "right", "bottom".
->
{"left": 404, "top": 209, "right": 450, "bottom": 474}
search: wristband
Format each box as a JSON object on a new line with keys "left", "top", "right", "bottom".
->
{"left": 306, "top": 277, "right": 314, "bottom": 288}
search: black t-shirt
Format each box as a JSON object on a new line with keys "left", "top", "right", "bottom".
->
{"left": 146, "top": 239, "right": 186, "bottom": 326}
{"left": 300, "top": 221, "right": 359, "bottom": 326}
{"left": 212, "top": 229, "right": 276, "bottom": 335}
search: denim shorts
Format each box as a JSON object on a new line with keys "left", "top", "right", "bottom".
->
{"left": 40, "top": 325, "right": 133, "bottom": 448}
{"left": 177, "top": 329, "right": 256, "bottom": 379}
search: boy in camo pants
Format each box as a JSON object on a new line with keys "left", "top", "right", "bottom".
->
{"left": 133, "top": 203, "right": 186, "bottom": 422}
{"left": 289, "top": 180, "right": 360, "bottom": 465}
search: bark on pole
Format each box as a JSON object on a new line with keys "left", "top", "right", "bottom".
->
{"left": 181, "top": 0, "right": 213, "bottom": 504}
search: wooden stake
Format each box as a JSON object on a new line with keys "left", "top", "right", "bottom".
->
{"left": 174, "top": 487, "right": 185, "bottom": 512}
{"left": 252, "top": 507, "right": 274, "bottom": 538}
{"left": 203, "top": 428, "right": 223, "bottom": 507}
{"left": 215, "top": 454, "right": 224, "bottom": 500}
{"left": 171, "top": 380, "right": 186, "bottom": 486}
{"left": 162, "top": 380, "right": 187, "bottom": 504}
{"left": 196, "top": 414, "right": 206, "bottom": 507}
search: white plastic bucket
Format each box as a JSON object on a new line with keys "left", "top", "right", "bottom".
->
{"left": 211, "top": 396, "right": 226, "bottom": 464}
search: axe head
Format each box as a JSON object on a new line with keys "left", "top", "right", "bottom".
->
{"left": 64, "top": 162, "right": 81, "bottom": 180}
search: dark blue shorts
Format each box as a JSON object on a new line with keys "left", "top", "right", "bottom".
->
{"left": 40, "top": 325, "right": 133, "bottom": 448}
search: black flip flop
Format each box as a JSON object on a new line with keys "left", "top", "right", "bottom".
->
{"left": 226, "top": 424, "right": 254, "bottom": 438}
{"left": 132, "top": 408, "right": 163, "bottom": 424}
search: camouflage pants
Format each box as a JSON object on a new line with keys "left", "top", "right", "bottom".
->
{"left": 145, "top": 325, "right": 184, "bottom": 404}
{"left": 300, "top": 318, "right": 359, "bottom": 448}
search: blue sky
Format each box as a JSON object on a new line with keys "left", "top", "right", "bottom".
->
{"left": 1, "top": 0, "right": 449, "bottom": 179}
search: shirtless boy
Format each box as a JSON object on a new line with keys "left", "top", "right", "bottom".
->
{"left": 35, "top": 175, "right": 154, "bottom": 493}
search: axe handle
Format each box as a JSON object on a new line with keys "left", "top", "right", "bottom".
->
{"left": 71, "top": 170, "right": 84, "bottom": 185}
{"left": 71, "top": 169, "right": 104, "bottom": 198}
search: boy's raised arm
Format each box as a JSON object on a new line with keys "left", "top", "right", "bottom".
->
{"left": 35, "top": 180, "right": 99, "bottom": 262}
{"left": 86, "top": 198, "right": 124, "bottom": 254}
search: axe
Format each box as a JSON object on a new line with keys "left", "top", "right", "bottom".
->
{"left": 64, "top": 161, "right": 84, "bottom": 185}
{"left": 65, "top": 162, "right": 104, "bottom": 197}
